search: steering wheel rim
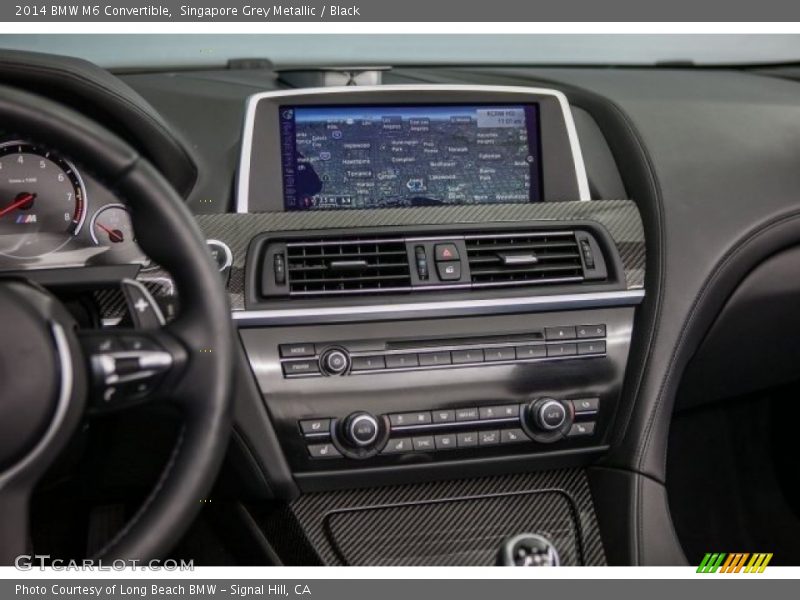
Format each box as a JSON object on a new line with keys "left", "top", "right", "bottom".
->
{"left": 0, "top": 85, "right": 235, "bottom": 562}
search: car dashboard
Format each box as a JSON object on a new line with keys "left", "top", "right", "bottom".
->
{"left": 5, "top": 54, "right": 800, "bottom": 566}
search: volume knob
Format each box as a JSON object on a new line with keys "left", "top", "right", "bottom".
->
{"left": 320, "top": 348, "right": 349, "bottom": 375}
{"left": 343, "top": 412, "right": 379, "bottom": 448}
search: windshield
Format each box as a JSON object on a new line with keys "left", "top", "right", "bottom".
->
{"left": 1, "top": 34, "right": 799, "bottom": 69}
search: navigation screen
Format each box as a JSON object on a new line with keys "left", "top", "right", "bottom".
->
{"left": 279, "top": 104, "right": 542, "bottom": 211}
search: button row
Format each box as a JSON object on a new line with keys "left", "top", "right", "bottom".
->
{"left": 280, "top": 325, "right": 604, "bottom": 360}
{"left": 382, "top": 427, "right": 529, "bottom": 454}
{"left": 280, "top": 325, "right": 607, "bottom": 378}
{"left": 307, "top": 420, "right": 597, "bottom": 459}
{"left": 347, "top": 342, "right": 606, "bottom": 374}
{"left": 389, "top": 404, "right": 520, "bottom": 428}
{"left": 545, "top": 324, "right": 606, "bottom": 340}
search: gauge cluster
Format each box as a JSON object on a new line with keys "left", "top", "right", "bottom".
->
{"left": 0, "top": 140, "right": 147, "bottom": 271}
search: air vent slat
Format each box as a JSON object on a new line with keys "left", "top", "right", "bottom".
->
{"left": 285, "top": 236, "right": 412, "bottom": 296}
{"left": 465, "top": 241, "right": 578, "bottom": 252}
{"left": 466, "top": 231, "right": 586, "bottom": 288}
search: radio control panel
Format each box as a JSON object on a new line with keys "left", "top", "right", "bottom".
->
{"left": 238, "top": 306, "right": 635, "bottom": 478}
{"left": 278, "top": 323, "right": 608, "bottom": 378}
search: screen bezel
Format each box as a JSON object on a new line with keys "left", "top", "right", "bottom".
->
{"left": 277, "top": 102, "right": 543, "bottom": 212}
{"left": 238, "top": 86, "right": 590, "bottom": 213}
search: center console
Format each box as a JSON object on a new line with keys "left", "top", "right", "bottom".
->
{"left": 189, "top": 84, "right": 646, "bottom": 564}
{"left": 219, "top": 85, "right": 645, "bottom": 493}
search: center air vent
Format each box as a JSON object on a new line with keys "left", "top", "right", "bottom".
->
{"left": 254, "top": 227, "right": 610, "bottom": 299}
{"left": 285, "top": 237, "right": 412, "bottom": 296}
{"left": 465, "top": 231, "right": 585, "bottom": 288}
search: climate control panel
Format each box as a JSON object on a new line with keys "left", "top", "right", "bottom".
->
{"left": 298, "top": 397, "right": 599, "bottom": 461}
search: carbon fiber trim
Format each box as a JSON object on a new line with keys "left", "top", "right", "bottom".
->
{"left": 93, "top": 276, "right": 176, "bottom": 322}
{"left": 92, "top": 201, "right": 643, "bottom": 319}
{"left": 289, "top": 469, "right": 605, "bottom": 566}
{"left": 194, "top": 199, "right": 644, "bottom": 311}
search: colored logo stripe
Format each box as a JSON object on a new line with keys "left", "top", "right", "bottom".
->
{"left": 745, "top": 553, "right": 773, "bottom": 573}
{"left": 697, "top": 553, "right": 772, "bottom": 573}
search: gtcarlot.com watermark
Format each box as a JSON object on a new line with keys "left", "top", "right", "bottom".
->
{"left": 14, "top": 555, "right": 194, "bottom": 571}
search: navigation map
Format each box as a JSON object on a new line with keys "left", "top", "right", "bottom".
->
{"left": 279, "top": 104, "right": 541, "bottom": 211}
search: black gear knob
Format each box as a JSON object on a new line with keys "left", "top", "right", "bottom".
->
{"left": 497, "top": 533, "right": 560, "bottom": 566}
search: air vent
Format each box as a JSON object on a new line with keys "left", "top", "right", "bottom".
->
{"left": 465, "top": 231, "right": 586, "bottom": 288}
{"left": 285, "top": 237, "right": 412, "bottom": 296}
{"left": 255, "top": 227, "right": 610, "bottom": 300}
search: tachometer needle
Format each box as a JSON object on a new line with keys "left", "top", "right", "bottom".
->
{"left": 0, "top": 192, "right": 36, "bottom": 218}
{"left": 95, "top": 222, "right": 124, "bottom": 243}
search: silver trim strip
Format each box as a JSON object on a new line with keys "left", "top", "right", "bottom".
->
{"left": 392, "top": 416, "right": 519, "bottom": 433}
{"left": 0, "top": 323, "right": 73, "bottom": 489}
{"left": 233, "top": 289, "right": 644, "bottom": 327}
{"left": 236, "top": 85, "right": 591, "bottom": 213}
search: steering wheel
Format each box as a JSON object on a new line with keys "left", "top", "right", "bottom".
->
{"left": 0, "top": 86, "right": 235, "bottom": 563}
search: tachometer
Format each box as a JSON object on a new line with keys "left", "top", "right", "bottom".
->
{"left": 0, "top": 141, "right": 87, "bottom": 259}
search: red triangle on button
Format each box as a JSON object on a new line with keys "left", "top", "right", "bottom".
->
{"left": 442, "top": 249, "right": 452, "bottom": 258}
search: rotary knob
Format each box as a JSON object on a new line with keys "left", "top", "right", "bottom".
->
{"left": 343, "top": 412, "right": 379, "bottom": 448}
{"left": 530, "top": 398, "right": 567, "bottom": 431}
{"left": 320, "top": 348, "right": 350, "bottom": 375}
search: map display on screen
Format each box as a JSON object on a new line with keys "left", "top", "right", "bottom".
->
{"left": 279, "top": 104, "right": 542, "bottom": 211}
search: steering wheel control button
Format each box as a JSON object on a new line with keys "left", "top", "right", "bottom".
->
{"left": 545, "top": 326, "right": 577, "bottom": 341}
{"left": 568, "top": 422, "right": 596, "bottom": 437}
{"left": 434, "top": 243, "right": 460, "bottom": 262}
{"left": 320, "top": 348, "right": 350, "bottom": 375}
{"left": 282, "top": 360, "right": 320, "bottom": 377}
{"left": 350, "top": 355, "right": 386, "bottom": 372}
{"left": 344, "top": 413, "right": 379, "bottom": 447}
{"left": 382, "top": 438, "right": 413, "bottom": 454}
{"left": 299, "top": 418, "right": 332, "bottom": 437}
{"left": 577, "top": 324, "right": 606, "bottom": 338}
{"left": 279, "top": 343, "right": 315, "bottom": 358}
{"left": 571, "top": 398, "right": 600, "bottom": 415}
{"left": 532, "top": 399, "right": 567, "bottom": 431}
{"left": 501, "top": 429, "right": 528, "bottom": 444}
{"left": 120, "top": 335, "right": 159, "bottom": 352}
{"left": 83, "top": 335, "right": 124, "bottom": 354}
{"left": 307, "top": 443, "right": 342, "bottom": 459}
{"left": 436, "top": 260, "right": 461, "bottom": 281}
